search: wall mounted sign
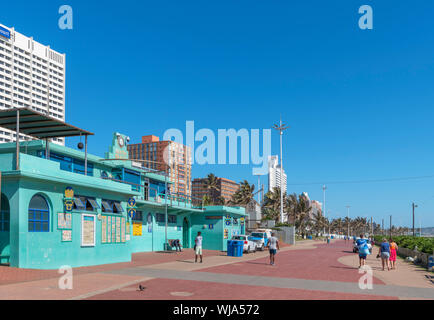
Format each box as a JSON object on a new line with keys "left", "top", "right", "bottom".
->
{"left": 64, "top": 186, "right": 74, "bottom": 212}
{"left": 224, "top": 229, "right": 229, "bottom": 239}
{"left": 233, "top": 218, "right": 238, "bottom": 225}
{"left": 133, "top": 222, "right": 142, "bottom": 236}
{"left": 81, "top": 214, "right": 95, "bottom": 247}
{"left": 61, "top": 230, "right": 72, "bottom": 242}
{"left": 57, "top": 212, "right": 72, "bottom": 230}
{"left": 205, "top": 216, "right": 221, "bottom": 220}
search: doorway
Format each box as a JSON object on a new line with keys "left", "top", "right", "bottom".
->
{"left": 182, "top": 217, "right": 190, "bottom": 248}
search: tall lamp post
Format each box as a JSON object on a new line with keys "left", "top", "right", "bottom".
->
{"left": 412, "top": 202, "right": 418, "bottom": 237}
{"left": 273, "top": 118, "right": 289, "bottom": 224}
{"left": 322, "top": 185, "right": 327, "bottom": 235}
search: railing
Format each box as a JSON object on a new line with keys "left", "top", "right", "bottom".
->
{"left": 101, "top": 176, "right": 204, "bottom": 210}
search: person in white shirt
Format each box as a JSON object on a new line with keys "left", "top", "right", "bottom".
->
{"left": 194, "top": 232, "right": 203, "bottom": 263}
{"left": 266, "top": 232, "right": 280, "bottom": 266}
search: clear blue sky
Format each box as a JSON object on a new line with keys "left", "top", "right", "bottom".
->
{"left": 3, "top": 1, "right": 434, "bottom": 227}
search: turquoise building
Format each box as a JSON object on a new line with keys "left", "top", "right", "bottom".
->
{"left": 0, "top": 128, "right": 246, "bottom": 270}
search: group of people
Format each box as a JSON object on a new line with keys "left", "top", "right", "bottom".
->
{"left": 191, "top": 231, "right": 280, "bottom": 265}
{"left": 377, "top": 238, "right": 399, "bottom": 271}
{"left": 355, "top": 234, "right": 398, "bottom": 270}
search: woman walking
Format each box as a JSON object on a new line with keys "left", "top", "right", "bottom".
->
{"left": 389, "top": 238, "right": 398, "bottom": 270}
{"left": 377, "top": 238, "right": 390, "bottom": 271}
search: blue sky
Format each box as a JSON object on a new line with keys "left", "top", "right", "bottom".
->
{"left": 2, "top": 1, "right": 434, "bottom": 227}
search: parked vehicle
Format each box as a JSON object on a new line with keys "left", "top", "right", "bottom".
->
{"left": 249, "top": 231, "right": 271, "bottom": 251}
{"left": 231, "top": 235, "right": 257, "bottom": 253}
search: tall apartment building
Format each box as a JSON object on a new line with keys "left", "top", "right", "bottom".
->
{"left": 268, "top": 155, "right": 287, "bottom": 194}
{"left": 192, "top": 176, "right": 240, "bottom": 205}
{"left": 127, "top": 135, "right": 192, "bottom": 197}
{"left": 0, "top": 24, "right": 66, "bottom": 145}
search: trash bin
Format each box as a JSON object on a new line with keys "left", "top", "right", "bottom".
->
{"left": 308, "top": 236, "right": 312, "bottom": 240}
{"left": 428, "top": 256, "right": 434, "bottom": 271}
{"left": 227, "top": 240, "right": 233, "bottom": 256}
{"left": 233, "top": 240, "right": 244, "bottom": 257}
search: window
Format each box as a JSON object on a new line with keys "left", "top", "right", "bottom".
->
{"left": 156, "top": 213, "right": 165, "bottom": 223}
{"left": 28, "top": 194, "right": 50, "bottom": 232}
{"left": 132, "top": 211, "right": 143, "bottom": 222}
{"left": 87, "top": 198, "right": 100, "bottom": 211}
{"left": 0, "top": 194, "right": 10, "bottom": 232}
{"left": 168, "top": 214, "right": 177, "bottom": 224}
{"left": 101, "top": 200, "right": 113, "bottom": 213}
{"left": 73, "top": 197, "right": 86, "bottom": 211}
{"left": 113, "top": 202, "right": 123, "bottom": 213}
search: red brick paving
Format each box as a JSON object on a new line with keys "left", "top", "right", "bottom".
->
{"left": 197, "top": 240, "right": 386, "bottom": 285}
{"left": 0, "top": 249, "right": 219, "bottom": 286}
{"left": 86, "top": 278, "right": 397, "bottom": 300}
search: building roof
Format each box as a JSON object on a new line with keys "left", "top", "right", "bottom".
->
{"left": 0, "top": 108, "right": 93, "bottom": 139}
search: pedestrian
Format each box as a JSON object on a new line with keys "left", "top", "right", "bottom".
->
{"left": 174, "top": 239, "right": 182, "bottom": 252}
{"left": 389, "top": 238, "right": 398, "bottom": 270}
{"left": 266, "top": 232, "right": 280, "bottom": 266}
{"left": 356, "top": 234, "right": 370, "bottom": 268}
{"left": 194, "top": 232, "right": 203, "bottom": 263}
{"left": 377, "top": 238, "right": 390, "bottom": 271}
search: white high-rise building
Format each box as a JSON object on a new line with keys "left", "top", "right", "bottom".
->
{"left": 268, "top": 155, "right": 287, "bottom": 194}
{"left": 0, "top": 23, "right": 66, "bottom": 145}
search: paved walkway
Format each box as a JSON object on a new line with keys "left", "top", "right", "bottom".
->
{"left": 0, "top": 240, "right": 432, "bottom": 300}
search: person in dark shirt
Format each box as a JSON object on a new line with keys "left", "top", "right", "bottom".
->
{"left": 377, "top": 238, "right": 391, "bottom": 271}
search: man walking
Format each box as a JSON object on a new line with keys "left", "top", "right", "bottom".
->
{"left": 356, "top": 234, "right": 370, "bottom": 268}
{"left": 194, "top": 231, "right": 203, "bottom": 263}
{"left": 267, "top": 232, "right": 280, "bottom": 266}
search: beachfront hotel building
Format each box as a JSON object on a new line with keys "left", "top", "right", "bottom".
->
{"left": 0, "top": 23, "right": 65, "bottom": 145}
{"left": 268, "top": 155, "right": 287, "bottom": 194}
{"left": 192, "top": 176, "right": 240, "bottom": 205}
{"left": 127, "top": 135, "right": 192, "bottom": 197}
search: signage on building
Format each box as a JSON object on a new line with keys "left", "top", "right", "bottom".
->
{"left": 0, "top": 26, "right": 11, "bottom": 40}
{"left": 133, "top": 222, "right": 142, "bottom": 236}
{"left": 205, "top": 216, "right": 221, "bottom": 220}
{"left": 224, "top": 229, "right": 229, "bottom": 239}
{"left": 64, "top": 186, "right": 74, "bottom": 212}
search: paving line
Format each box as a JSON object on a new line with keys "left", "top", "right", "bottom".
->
{"left": 68, "top": 277, "right": 154, "bottom": 300}
{"left": 102, "top": 268, "right": 434, "bottom": 300}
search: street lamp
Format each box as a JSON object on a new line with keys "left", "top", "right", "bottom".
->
{"left": 272, "top": 117, "right": 289, "bottom": 224}
{"left": 412, "top": 202, "right": 418, "bottom": 237}
{"left": 322, "top": 185, "right": 327, "bottom": 235}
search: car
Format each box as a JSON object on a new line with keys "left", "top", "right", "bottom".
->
{"left": 231, "top": 235, "right": 257, "bottom": 253}
{"left": 249, "top": 231, "right": 271, "bottom": 251}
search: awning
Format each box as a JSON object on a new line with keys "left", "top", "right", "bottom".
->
{"left": 0, "top": 107, "right": 94, "bottom": 138}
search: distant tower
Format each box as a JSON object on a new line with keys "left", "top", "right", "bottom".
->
{"left": 268, "top": 155, "right": 287, "bottom": 194}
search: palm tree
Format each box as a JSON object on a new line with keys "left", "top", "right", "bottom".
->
{"left": 229, "top": 180, "right": 255, "bottom": 207}
{"left": 262, "top": 187, "right": 283, "bottom": 223}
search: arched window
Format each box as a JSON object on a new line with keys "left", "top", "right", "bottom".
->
{"left": 28, "top": 195, "right": 50, "bottom": 232}
{"left": 0, "top": 194, "right": 10, "bottom": 232}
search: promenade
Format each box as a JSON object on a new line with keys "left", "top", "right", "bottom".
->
{"left": 0, "top": 240, "right": 432, "bottom": 300}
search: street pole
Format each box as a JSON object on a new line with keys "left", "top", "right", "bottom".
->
{"left": 165, "top": 168, "right": 168, "bottom": 251}
{"left": 323, "top": 185, "right": 327, "bottom": 235}
{"left": 371, "top": 217, "right": 373, "bottom": 236}
{"left": 382, "top": 219, "right": 384, "bottom": 235}
{"left": 390, "top": 215, "right": 392, "bottom": 238}
{"left": 412, "top": 202, "right": 418, "bottom": 237}
{"left": 273, "top": 118, "right": 288, "bottom": 224}
{"left": 346, "top": 205, "right": 350, "bottom": 238}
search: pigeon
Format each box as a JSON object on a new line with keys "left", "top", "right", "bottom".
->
{"left": 138, "top": 284, "right": 146, "bottom": 291}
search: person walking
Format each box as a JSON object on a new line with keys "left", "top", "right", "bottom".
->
{"left": 194, "top": 232, "right": 203, "bottom": 263}
{"left": 389, "top": 238, "right": 398, "bottom": 270}
{"left": 356, "top": 234, "right": 370, "bottom": 268}
{"left": 377, "top": 238, "right": 391, "bottom": 271}
{"left": 266, "top": 232, "right": 280, "bottom": 266}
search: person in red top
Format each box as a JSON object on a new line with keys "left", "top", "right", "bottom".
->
{"left": 389, "top": 238, "right": 398, "bottom": 270}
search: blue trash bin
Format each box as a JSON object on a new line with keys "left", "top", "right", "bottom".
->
{"left": 227, "top": 240, "right": 234, "bottom": 256}
{"left": 233, "top": 240, "right": 244, "bottom": 257}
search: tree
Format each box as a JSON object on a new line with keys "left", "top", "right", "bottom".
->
{"left": 229, "top": 180, "right": 255, "bottom": 207}
{"left": 262, "top": 187, "right": 284, "bottom": 223}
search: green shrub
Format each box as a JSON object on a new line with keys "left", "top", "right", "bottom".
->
{"left": 373, "top": 235, "right": 434, "bottom": 254}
